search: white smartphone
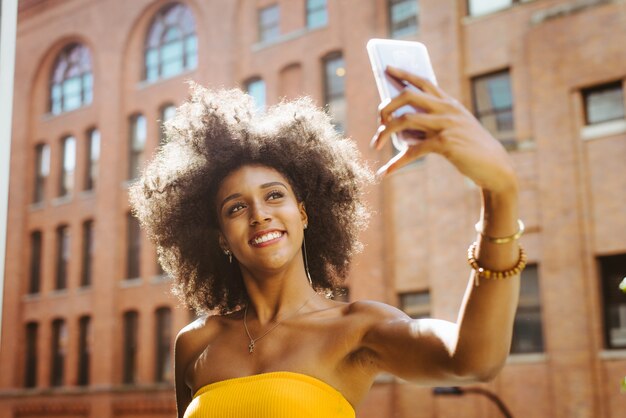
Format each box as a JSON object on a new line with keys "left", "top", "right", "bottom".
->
{"left": 367, "top": 38, "right": 438, "bottom": 151}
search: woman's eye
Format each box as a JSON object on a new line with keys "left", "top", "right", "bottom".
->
{"left": 228, "top": 203, "right": 245, "bottom": 214}
{"left": 267, "top": 190, "right": 284, "bottom": 200}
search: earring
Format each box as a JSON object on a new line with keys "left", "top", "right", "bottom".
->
{"left": 224, "top": 249, "right": 232, "bottom": 264}
{"left": 302, "top": 233, "right": 313, "bottom": 287}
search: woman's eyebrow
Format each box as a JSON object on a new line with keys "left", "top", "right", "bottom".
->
{"left": 260, "top": 181, "right": 287, "bottom": 189}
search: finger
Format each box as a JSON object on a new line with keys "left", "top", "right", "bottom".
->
{"left": 372, "top": 113, "right": 442, "bottom": 151}
{"left": 376, "top": 142, "right": 432, "bottom": 178}
{"left": 379, "top": 88, "right": 444, "bottom": 123}
{"left": 386, "top": 66, "right": 445, "bottom": 99}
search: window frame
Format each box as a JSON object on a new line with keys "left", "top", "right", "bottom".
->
{"left": 582, "top": 81, "right": 625, "bottom": 126}
{"left": 59, "top": 135, "right": 76, "bottom": 197}
{"left": 33, "top": 143, "right": 50, "bottom": 203}
{"left": 49, "top": 43, "right": 93, "bottom": 115}
{"left": 399, "top": 290, "right": 431, "bottom": 319}
{"left": 258, "top": 4, "right": 280, "bottom": 43}
{"left": 471, "top": 69, "right": 516, "bottom": 146}
{"left": 322, "top": 51, "right": 347, "bottom": 133}
{"left": 155, "top": 307, "right": 173, "bottom": 382}
{"left": 50, "top": 318, "right": 66, "bottom": 387}
{"left": 80, "top": 220, "right": 94, "bottom": 287}
{"left": 126, "top": 213, "right": 141, "bottom": 280}
{"left": 144, "top": 2, "right": 198, "bottom": 82}
{"left": 25, "top": 322, "right": 38, "bottom": 388}
{"left": 388, "top": 0, "right": 419, "bottom": 38}
{"left": 28, "top": 230, "right": 43, "bottom": 294}
{"left": 509, "top": 263, "right": 545, "bottom": 354}
{"left": 306, "top": 0, "right": 328, "bottom": 29}
{"left": 55, "top": 225, "right": 70, "bottom": 290}
{"left": 128, "top": 114, "right": 146, "bottom": 180}
{"left": 598, "top": 254, "right": 626, "bottom": 349}
{"left": 77, "top": 315, "right": 91, "bottom": 386}
{"left": 122, "top": 311, "right": 139, "bottom": 384}
{"left": 84, "top": 128, "right": 100, "bottom": 191}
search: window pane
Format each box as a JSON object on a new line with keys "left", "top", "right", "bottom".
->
{"left": 50, "top": 319, "right": 67, "bottom": 387}
{"left": 60, "top": 136, "right": 76, "bottom": 196}
{"left": 144, "top": 3, "right": 197, "bottom": 82}
{"left": 160, "top": 105, "right": 176, "bottom": 145}
{"left": 246, "top": 79, "right": 266, "bottom": 112}
{"left": 510, "top": 264, "right": 544, "bottom": 354}
{"left": 584, "top": 83, "right": 625, "bottom": 125}
{"left": 123, "top": 311, "right": 138, "bottom": 384}
{"left": 55, "top": 226, "right": 70, "bottom": 290}
{"left": 127, "top": 214, "right": 141, "bottom": 279}
{"left": 472, "top": 71, "right": 515, "bottom": 141}
{"left": 599, "top": 254, "right": 626, "bottom": 349}
{"left": 468, "top": 0, "right": 513, "bottom": 16}
{"left": 400, "top": 291, "right": 430, "bottom": 319}
{"left": 129, "top": 115, "right": 146, "bottom": 179}
{"left": 307, "top": 0, "right": 328, "bottom": 29}
{"left": 85, "top": 129, "right": 100, "bottom": 190}
{"left": 77, "top": 316, "right": 91, "bottom": 386}
{"left": 29, "top": 231, "right": 42, "bottom": 294}
{"left": 50, "top": 43, "right": 92, "bottom": 114}
{"left": 25, "top": 323, "right": 38, "bottom": 388}
{"left": 324, "top": 54, "right": 346, "bottom": 132}
{"left": 34, "top": 144, "right": 50, "bottom": 203}
{"left": 390, "top": 0, "right": 419, "bottom": 38}
{"left": 259, "top": 5, "right": 280, "bottom": 42}
{"left": 155, "top": 308, "right": 172, "bottom": 382}
{"left": 81, "top": 221, "right": 94, "bottom": 287}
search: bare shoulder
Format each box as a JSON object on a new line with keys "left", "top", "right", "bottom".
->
{"left": 346, "top": 299, "right": 411, "bottom": 323}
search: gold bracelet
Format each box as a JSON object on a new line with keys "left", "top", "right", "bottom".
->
{"left": 467, "top": 242, "right": 527, "bottom": 286}
{"left": 475, "top": 219, "right": 525, "bottom": 244}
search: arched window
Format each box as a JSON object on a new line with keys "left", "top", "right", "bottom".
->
{"left": 50, "top": 43, "right": 93, "bottom": 115}
{"left": 144, "top": 3, "right": 198, "bottom": 82}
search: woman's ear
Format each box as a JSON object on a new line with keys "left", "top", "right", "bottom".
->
{"left": 299, "top": 202, "right": 308, "bottom": 228}
{"left": 218, "top": 233, "right": 229, "bottom": 252}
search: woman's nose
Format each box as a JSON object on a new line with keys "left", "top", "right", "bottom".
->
{"left": 249, "top": 202, "right": 271, "bottom": 225}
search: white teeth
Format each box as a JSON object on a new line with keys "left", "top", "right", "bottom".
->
{"left": 252, "top": 231, "right": 282, "bottom": 245}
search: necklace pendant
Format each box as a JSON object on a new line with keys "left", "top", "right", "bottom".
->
{"left": 248, "top": 341, "right": 255, "bottom": 354}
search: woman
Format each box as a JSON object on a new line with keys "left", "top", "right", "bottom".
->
{"left": 130, "top": 66, "right": 525, "bottom": 418}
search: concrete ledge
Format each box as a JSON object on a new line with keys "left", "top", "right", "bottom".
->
{"left": 581, "top": 119, "right": 626, "bottom": 140}
{"left": 506, "top": 352, "right": 548, "bottom": 364}
{"left": 599, "top": 349, "right": 626, "bottom": 360}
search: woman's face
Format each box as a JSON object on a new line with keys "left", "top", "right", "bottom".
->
{"left": 216, "top": 165, "right": 308, "bottom": 275}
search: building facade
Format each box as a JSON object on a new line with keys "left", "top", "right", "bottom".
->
{"left": 1, "top": 0, "right": 626, "bottom": 417}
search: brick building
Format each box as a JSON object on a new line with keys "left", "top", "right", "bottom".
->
{"left": 1, "top": 0, "right": 625, "bottom": 417}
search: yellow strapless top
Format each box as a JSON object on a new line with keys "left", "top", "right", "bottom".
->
{"left": 184, "top": 371, "right": 356, "bottom": 418}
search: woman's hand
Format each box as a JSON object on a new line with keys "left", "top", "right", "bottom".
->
{"left": 371, "top": 66, "right": 518, "bottom": 195}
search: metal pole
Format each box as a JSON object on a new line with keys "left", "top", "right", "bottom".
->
{"left": 0, "top": 0, "right": 19, "bottom": 348}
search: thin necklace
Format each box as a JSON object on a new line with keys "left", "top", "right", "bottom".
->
{"left": 243, "top": 296, "right": 312, "bottom": 354}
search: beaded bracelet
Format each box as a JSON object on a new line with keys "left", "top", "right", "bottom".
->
{"left": 467, "top": 242, "right": 527, "bottom": 286}
{"left": 475, "top": 219, "right": 525, "bottom": 244}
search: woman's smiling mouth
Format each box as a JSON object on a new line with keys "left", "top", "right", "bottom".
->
{"left": 249, "top": 230, "right": 285, "bottom": 247}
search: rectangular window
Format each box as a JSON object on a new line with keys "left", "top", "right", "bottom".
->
{"left": 55, "top": 225, "right": 70, "bottom": 290}
{"left": 127, "top": 213, "right": 141, "bottom": 279}
{"left": 159, "top": 104, "right": 176, "bottom": 146}
{"left": 50, "top": 319, "right": 66, "bottom": 387}
{"left": 472, "top": 70, "right": 515, "bottom": 145}
{"left": 599, "top": 254, "right": 626, "bottom": 349}
{"left": 399, "top": 291, "right": 430, "bottom": 319}
{"left": 583, "top": 82, "right": 625, "bottom": 125}
{"left": 510, "top": 264, "right": 545, "bottom": 354}
{"left": 245, "top": 78, "right": 266, "bottom": 112}
{"left": 77, "top": 316, "right": 91, "bottom": 386}
{"left": 323, "top": 53, "right": 347, "bottom": 133}
{"left": 155, "top": 308, "right": 172, "bottom": 382}
{"left": 59, "top": 136, "right": 76, "bottom": 197}
{"left": 33, "top": 144, "right": 50, "bottom": 203}
{"left": 129, "top": 114, "right": 146, "bottom": 180}
{"left": 307, "top": 0, "right": 328, "bottom": 29}
{"left": 84, "top": 128, "right": 100, "bottom": 190}
{"left": 81, "top": 220, "right": 94, "bottom": 287}
{"left": 25, "top": 322, "right": 38, "bottom": 388}
{"left": 29, "top": 231, "right": 43, "bottom": 294}
{"left": 259, "top": 5, "right": 280, "bottom": 42}
{"left": 389, "top": 0, "right": 419, "bottom": 38}
{"left": 123, "top": 311, "right": 139, "bottom": 384}
{"left": 467, "top": 0, "right": 528, "bottom": 16}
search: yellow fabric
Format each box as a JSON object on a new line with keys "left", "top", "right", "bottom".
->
{"left": 184, "top": 371, "right": 356, "bottom": 418}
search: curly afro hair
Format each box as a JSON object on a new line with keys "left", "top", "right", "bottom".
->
{"left": 129, "top": 84, "right": 373, "bottom": 315}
